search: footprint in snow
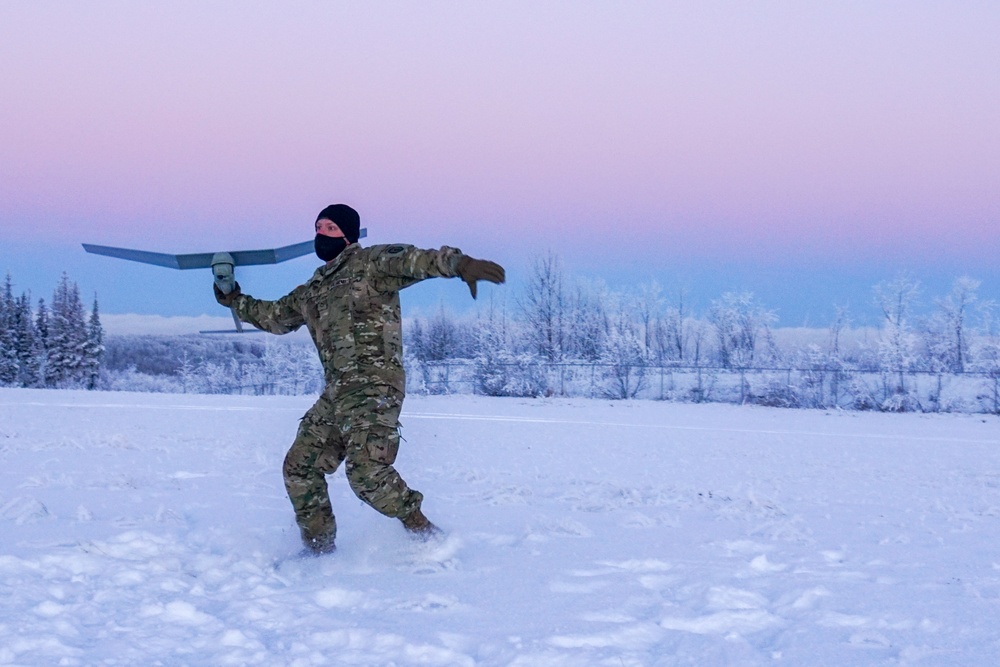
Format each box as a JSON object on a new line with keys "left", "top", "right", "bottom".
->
{"left": 0, "top": 496, "right": 50, "bottom": 525}
{"left": 525, "top": 519, "right": 593, "bottom": 541}
{"left": 406, "top": 533, "right": 463, "bottom": 574}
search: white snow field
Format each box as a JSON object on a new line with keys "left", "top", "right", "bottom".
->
{"left": 1, "top": 388, "right": 999, "bottom": 666}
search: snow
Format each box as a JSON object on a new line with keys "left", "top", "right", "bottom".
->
{"left": 1, "top": 387, "right": 999, "bottom": 666}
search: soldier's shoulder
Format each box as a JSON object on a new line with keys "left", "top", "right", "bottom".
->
{"left": 365, "top": 243, "right": 415, "bottom": 259}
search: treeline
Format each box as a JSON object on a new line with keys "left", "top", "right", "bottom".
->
{"left": 100, "top": 334, "right": 323, "bottom": 395}
{"left": 0, "top": 273, "right": 104, "bottom": 389}
{"left": 396, "top": 257, "right": 1000, "bottom": 411}
{"left": 407, "top": 255, "right": 998, "bottom": 374}
{"left": 4, "top": 256, "right": 1000, "bottom": 413}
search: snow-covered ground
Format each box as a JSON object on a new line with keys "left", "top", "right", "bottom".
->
{"left": 1, "top": 388, "right": 999, "bottom": 666}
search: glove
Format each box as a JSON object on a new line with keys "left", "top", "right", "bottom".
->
{"left": 456, "top": 256, "right": 505, "bottom": 299}
{"left": 213, "top": 281, "right": 242, "bottom": 308}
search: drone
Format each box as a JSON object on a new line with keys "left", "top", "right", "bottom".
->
{"left": 83, "top": 229, "right": 366, "bottom": 333}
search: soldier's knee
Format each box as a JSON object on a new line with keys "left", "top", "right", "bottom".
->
{"left": 347, "top": 458, "right": 403, "bottom": 499}
{"left": 346, "top": 458, "right": 385, "bottom": 492}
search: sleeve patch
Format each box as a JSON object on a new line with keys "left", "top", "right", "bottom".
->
{"left": 385, "top": 245, "right": 406, "bottom": 255}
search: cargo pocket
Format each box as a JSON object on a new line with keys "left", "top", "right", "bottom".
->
{"left": 360, "top": 424, "right": 400, "bottom": 465}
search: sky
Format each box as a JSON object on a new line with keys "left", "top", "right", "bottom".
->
{"left": 1, "top": 1, "right": 999, "bottom": 329}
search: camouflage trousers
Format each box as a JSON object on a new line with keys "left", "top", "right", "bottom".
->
{"left": 283, "top": 386, "right": 423, "bottom": 547}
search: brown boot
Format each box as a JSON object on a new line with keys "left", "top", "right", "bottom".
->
{"left": 401, "top": 508, "right": 440, "bottom": 537}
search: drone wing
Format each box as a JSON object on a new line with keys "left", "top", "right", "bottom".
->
{"left": 81, "top": 244, "right": 202, "bottom": 269}
{"left": 83, "top": 240, "right": 320, "bottom": 268}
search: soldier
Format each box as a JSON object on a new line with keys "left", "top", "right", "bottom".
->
{"left": 214, "top": 204, "right": 505, "bottom": 554}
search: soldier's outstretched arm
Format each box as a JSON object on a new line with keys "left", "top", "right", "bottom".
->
{"left": 370, "top": 244, "right": 505, "bottom": 298}
{"left": 370, "top": 244, "right": 464, "bottom": 281}
{"left": 229, "top": 285, "right": 306, "bottom": 334}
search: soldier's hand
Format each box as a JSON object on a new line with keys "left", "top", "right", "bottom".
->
{"left": 456, "top": 256, "right": 505, "bottom": 299}
{"left": 213, "top": 281, "right": 242, "bottom": 308}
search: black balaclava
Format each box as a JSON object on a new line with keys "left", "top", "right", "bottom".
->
{"left": 314, "top": 235, "right": 348, "bottom": 262}
{"left": 314, "top": 203, "right": 361, "bottom": 262}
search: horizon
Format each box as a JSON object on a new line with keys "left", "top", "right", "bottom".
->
{"left": 3, "top": 257, "right": 990, "bottom": 337}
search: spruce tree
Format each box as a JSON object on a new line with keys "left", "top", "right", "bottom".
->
{"left": 83, "top": 295, "right": 104, "bottom": 390}
{"left": 14, "top": 293, "right": 42, "bottom": 387}
{"left": 0, "top": 273, "right": 18, "bottom": 386}
{"left": 35, "top": 297, "right": 50, "bottom": 384}
{"left": 46, "top": 276, "right": 66, "bottom": 386}
{"left": 46, "top": 273, "right": 87, "bottom": 387}
{"left": 63, "top": 278, "right": 88, "bottom": 387}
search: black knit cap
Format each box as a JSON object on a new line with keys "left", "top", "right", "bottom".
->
{"left": 316, "top": 204, "right": 361, "bottom": 243}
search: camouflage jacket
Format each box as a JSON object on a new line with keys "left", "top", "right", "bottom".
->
{"left": 233, "top": 243, "right": 464, "bottom": 397}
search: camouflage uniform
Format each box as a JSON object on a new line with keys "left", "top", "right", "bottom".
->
{"left": 232, "top": 243, "right": 465, "bottom": 547}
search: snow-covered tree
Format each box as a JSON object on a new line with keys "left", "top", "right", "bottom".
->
{"left": 925, "top": 277, "right": 979, "bottom": 373}
{"left": 201, "top": 359, "right": 243, "bottom": 394}
{"left": 423, "top": 306, "right": 458, "bottom": 362}
{"left": 475, "top": 291, "right": 511, "bottom": 353}
{"left": 259, "top": 339, "right": 319, "bottom": 395}
{"left": 46, "top": 274, "right": 89, "bottom": 388}
{"left": 35, "top": 298, "right": 49, "bottom": 348}
{"left": 653, "top": 289, "right": 694, "bottom": 364}
{"left": 636, "top": 281, "right": 663, "bottom": 360}
{"left": 566, "top": 279, "right": 607, "bottom": 362}
{"left": 83, "top": 295, "right": 104, "bottom": 389}
{"left": 34, "top": 297, "right": 50, "bottom": 383}
{"left": 600, "top": 294, "right": 647, "bottom": 399}
{"left": 873, "top": 274, "right": 920, "bottom": 398}
{"left": 687, "top": 317, "right": 710, "bottom": 368}
{"left": 176, "top": 350, "right": 201, "bottom": 393}
{"left": 13, "top": 293, "right": 42, "bottom": 387}
{"left": 708, "top": 292, "right": 776, "bottom": 369}
{"left": 826, "top": 306, "right": 850, "bottom": 363}
{"left": 45, "top": 281, "right": 68, "bottom": 387}
{"left": 473, "top": 323, "right": 546, "bottom": 397}
{"left": 520, "top": 252, "right": 567, "bottom": 362}
{"left": 408, "top": 318, "right": 428, "bottom": 362}
{"left": 0, "top": 274, "right": 18, "bottom": 386}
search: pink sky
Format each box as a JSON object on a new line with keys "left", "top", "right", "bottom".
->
{"left": 1, "top": 2, "right": 999, "bottom": 322}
